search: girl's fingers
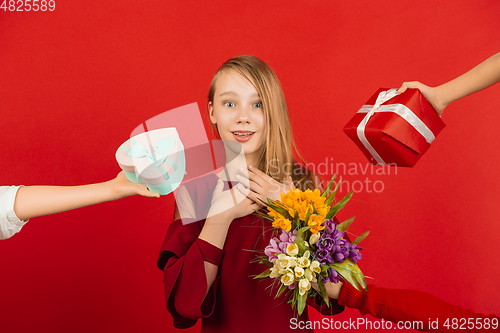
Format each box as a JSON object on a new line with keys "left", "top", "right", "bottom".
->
{"left": 236, "top": 174, "right": 251, "bottom": 188}
{"left": 285, "top": 176, "right": 294, "bottom": 190}
{"left": 246, "top": 166, "right": 270, "bottom": 186}
{"left": 236, "top": 184, "right": 265, "bottom": 206}
{"left": 213, "top": 179, "right": 225, "bottom": 195}
{"left": 250, "top": 202, "right": 261, "bottom": 211}
{"left": 235, "top": 183, "right": 250, "bottom": 198}
{"left": 237, "top": 172, "right": 263, "bottom": 193}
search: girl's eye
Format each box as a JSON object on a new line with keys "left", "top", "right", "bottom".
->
{"left": 224, "top": 101, "right": 235, "bottom": 107}
{"left": 253, "top": 102, "right": 262, "bottom": 108}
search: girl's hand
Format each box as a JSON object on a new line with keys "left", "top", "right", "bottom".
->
{"left": 311, "top": 281, "right": 344, "bottom": 300}
{"left": 207, "top": 179, "right": 260, "bottom": 221}
{"left": 109, "top": 171, "right": 160, "bottom": 199}
{"left": 235, "top": 165, "right": 294, "bottom": 206}
{"left": 397, "top": 81, "right": 447, "bottom": 117}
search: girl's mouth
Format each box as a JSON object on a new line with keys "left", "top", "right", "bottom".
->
{"left": 232, "top": 131, "right": 255, "bottom": 142}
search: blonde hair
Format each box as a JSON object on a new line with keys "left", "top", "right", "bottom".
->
{"left": 208, "top": 55, "right": 316, "bottom": 191}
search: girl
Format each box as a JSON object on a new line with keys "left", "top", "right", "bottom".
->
{"left": 157, "top": 55, "right": 499, "bottom": 333}
{"left": 1, "top": 171, "right": 159, "bottom": 240}
{"left": 157, "top": 55, "right": 342, "bottom": 332}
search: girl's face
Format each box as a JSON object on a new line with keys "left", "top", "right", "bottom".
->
{"left": 209, "top": 69, "right": 266, "bottom": 165}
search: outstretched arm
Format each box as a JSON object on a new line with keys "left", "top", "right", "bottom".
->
{"left": 398, "top": 52, "right": 500, "bottom": 117}
{"left": 317, "top": 281, "right": 498, "bottom": 333}
{"left": 13, "top": 171, "right": 159, "bottom": 221}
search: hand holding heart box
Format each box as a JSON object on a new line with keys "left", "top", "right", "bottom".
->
{"left": 343, "top": 88, "right": 446, "bottom": 167}
{"left": 115, "top": 128, "right": 186, "bottom": 195}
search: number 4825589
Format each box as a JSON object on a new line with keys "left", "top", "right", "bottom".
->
{"left": 1, "top": 0, "right": 55, "bottom": 11}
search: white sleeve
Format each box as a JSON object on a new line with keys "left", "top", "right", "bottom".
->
{"left": 0, "top": 186, "right": 29, "bottom": 240}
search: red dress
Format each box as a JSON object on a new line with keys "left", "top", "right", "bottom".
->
{"left": 157, "top": 173, "right": 344, "bottom": 332}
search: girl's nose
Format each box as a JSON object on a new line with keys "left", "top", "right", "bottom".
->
{"left": 237, "top": 106, "right": 251, "bottom": 123}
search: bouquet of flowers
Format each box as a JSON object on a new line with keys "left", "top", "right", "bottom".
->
{"left": 254, "top": 175, "right": 369, "bottom": 315}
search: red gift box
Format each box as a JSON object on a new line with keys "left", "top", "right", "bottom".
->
{"left": 343, "top": 88, "right": 446, "bottom": 167}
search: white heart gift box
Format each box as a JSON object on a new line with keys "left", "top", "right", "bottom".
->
{"left": 115, "top": 128, "right": 185, "bottom": 195}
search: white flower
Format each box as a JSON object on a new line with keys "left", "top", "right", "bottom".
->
{"left": 296, "top": 256, "right": 311, "bottom": 268}
{"left": 303, "top": 251, "right": 310, "bottom": 259}
{"left": 298, "top": 278, "right": 311, "bottom": 296}
{"left": 270, "top": 263, "right": 281, "bottom": 278}
{"left": 304, "top": 268, "right": 317, "bottom": 282}
{"left": 278, "top": 254, "right": 296, "bottom": 268}
{"left": 286, "top": 243, "right": 299, "bottom": 256}
{"left": 294, "top": 266, "right": 305, "bottom": 278}
{"left": 281, "top": 271, "right": 295, "bottom": 286}
{"left": 310, "top": 260, "right": 321, "bottom": 274}
{"left": 309, "top": 233, "right": 321, "bottom": 245}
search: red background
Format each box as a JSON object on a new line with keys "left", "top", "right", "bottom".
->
{"left": 1, "top": 1, "right": 499, "bottom": 332}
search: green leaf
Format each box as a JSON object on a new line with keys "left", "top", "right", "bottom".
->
{"left": 292, "top": 209, "right": 300, "bottom": 228}
{"left": 317, "top": 279, "right": 330, "bottom": 308}
{"left": 310, "top": 201, "right": 317, "bottom": 215}
{"left": 304, "top": 207, "right": 312, "bottom": 226}
{"left": 253, "top": 209, "right": 274, "bottom": 221}
{"left": 297, "top": 290, "right": 308, "bottom": 315}
{"left": 275, "top": 283, "right": 287, "bottom": 299}
{"left": 331, "top": 259, "right": 368, "bottom": 291}
{"left": 325, "top": 177, "right": 342, "bottom": 206}
{"left": 291, "top": 287, "right": 298, "bottom": 308}
{"left": 271, "top": 204, "right": 292, "bottom": 220}
{"left": 352, "top": 231, "right": 370, "bottom": 245}
{"left": 294, "top": 225, "right": 312, "bottom": 245}
{"left": 326, "top": 191, "right": 353, "bottom": 220}
{"left": 320, "top": 263, "right": 330, "bottom": 274}
{"left": 321, "top": 174, "right": 337, "bottom": 197}
{"left": 294, "top": 225, "right": 312, "bottom": 253}
{"left": 254, "top": 268, "right": 271, "bottom": 279}
{"left": 337, "top": 216, "right": 355, "bottom": 232}
{"left": 259, "top": 259, "right": 274, "bottom": 267}
{"left": 257, "top": 198, "right": 270, "bottom": 207}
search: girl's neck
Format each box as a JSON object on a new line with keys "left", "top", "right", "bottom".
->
{"left": 216, "top": 143, "right": 261, "bottom": 181}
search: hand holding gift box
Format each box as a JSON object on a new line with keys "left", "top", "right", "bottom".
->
{"left": 115, "top": 128, "right": 186, "bottom": 195}
{"left": 344, "top": 88, "right": 446, "bottom": 167}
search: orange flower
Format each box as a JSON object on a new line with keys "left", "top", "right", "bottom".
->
{"left": 303, "top": 189, "right": 328, "bottom": 217}
{"left": 268, "top": 187, "right": 330, "bottom": 231}
{"left": 272, "top": 217, "right": 292, "bottom": 232}
{"left": 308, "top": 214, "right": 325, "bottom": 233}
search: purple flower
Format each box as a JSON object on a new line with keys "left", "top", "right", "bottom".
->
{"left": 316, "top": 236, "right": 335, "bottom": 252}
{"left": 322, "top": 269, "right": 340, "bottom": 284}
{"left": 323, "top": 219, "right": 336, "bottom": 235}
{"left": 314, "top": 227, "right": 349, "bottom": 264}
{"left": 280, "top": 229, "right": 297, "bottom": 243}
{"left": 348, "top": 243, "right": 363, "bottom": 263}
{"left": 315, "top": 249, "right": 334, "bottom": 264}
{"left": 333, "top": 252, "right": 346, "bottom": 262}
{"left": 264, "top": 237, "right": 281, "bottom": 261}
{"left": 264, "top": 230, "right": 297, "bottom": 262}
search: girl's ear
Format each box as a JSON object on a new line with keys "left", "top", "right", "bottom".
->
{"left": 208, "top": 101, "right": 216, "bottom": 124}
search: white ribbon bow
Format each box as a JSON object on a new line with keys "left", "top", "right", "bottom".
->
{"left": 356, "top": 88, "right": 436, "bottom": 166}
